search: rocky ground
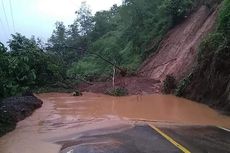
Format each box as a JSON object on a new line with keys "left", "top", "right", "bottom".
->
{"left": 0, "top": 93, "right": 43, "bottom": 136}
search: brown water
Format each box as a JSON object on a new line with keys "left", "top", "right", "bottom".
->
{"left": 0, "top": 92, "right": 230, "bottom": 153}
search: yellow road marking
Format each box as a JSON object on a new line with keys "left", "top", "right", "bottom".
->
{"left": 149, "top": 124, "right": 191, "bottom": 153}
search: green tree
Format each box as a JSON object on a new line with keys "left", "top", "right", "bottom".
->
{"left": 161, "top": 0, "right": 193, "bottom": 25}
{"left": 48, "top": 22, "right": 67, "bottom": 57}
{"left": 218, "top": 0, "right": 230, "bottom": 39}
{"left": 0, "top": 42, "right": 11, "bottom": 98}
{"left": 8, "top": 34, "right": 65, "bottom": 92}
{"left": 91, "top": 5, "right": 120, "bottom": 41}
{"left": 75, "top": 2, "right": 94, "bottom": 36}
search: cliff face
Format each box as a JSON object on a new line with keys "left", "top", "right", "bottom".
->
{"left": 139, "top": 5, "right": 218, "bottom": 81}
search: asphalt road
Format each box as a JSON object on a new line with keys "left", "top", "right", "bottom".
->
{"left": 159, "top": 125, "right": 230, "bottom": 153}
{"left": 58, "top": 124, "right": 230, "bottom": 153}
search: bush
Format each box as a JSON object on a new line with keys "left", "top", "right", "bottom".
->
{"left": 162, "top": 0, "right": 193, "bottom": 25}
{"left": 162, "top": 75, "right": 177, "bottom": 94}
{"left": 0, "top": 33, "right": 68, "bottom": 99}
{"left": 67, "top": 57, "right": 109, "bottom": 80}
{"left": 175, "top": 73, "right": 193, "bottom": 96}
{"left": 105, "top": 87, "right": 129, "bottom": 96}
{"left": 218, "top": 0, "right": 230, "bottom": 39}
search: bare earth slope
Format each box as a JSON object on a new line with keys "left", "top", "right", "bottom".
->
{"left": 139, "top": 5, "right": 218, "bottom": 81}
{"left": 81, "top": 5, "right": 219, "bottom": 95}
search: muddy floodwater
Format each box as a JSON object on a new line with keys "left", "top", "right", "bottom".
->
{"left": 0, "top": 92, "right": 230, "bottom": 153}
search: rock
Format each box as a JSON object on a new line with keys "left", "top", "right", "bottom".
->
{"left": 72, "top": 90, "right": 83, "bottom": 96}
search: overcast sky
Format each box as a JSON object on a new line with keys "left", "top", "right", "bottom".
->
{"left": 0, "top": 0, "right": 122, "bottom": 45}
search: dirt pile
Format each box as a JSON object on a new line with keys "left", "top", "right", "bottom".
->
{"left": 139, "top": 5, "right": 218, "bottom": 81}
{"left": 79, "top": 76, "right": 161, "bottom": 95}
{"left": 0, "top": 94, "right": 43, "bottom": 136}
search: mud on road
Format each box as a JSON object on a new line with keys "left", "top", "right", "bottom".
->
{"left": 1, "top": 92, "right": 230, "bottom": 153}
{"left": 58, "top": 124, "right": 230, "bottom": 153}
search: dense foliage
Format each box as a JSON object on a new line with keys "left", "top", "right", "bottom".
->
{"left": 162, "top": 75, "right": 177, "bottom": 94}
{"left": 0, "top": 0, "right": 216, "bottom": 99}
{"left": 0, "top": 34, "right": 65, "bottom": 99}
{"left": 51, "top": 0, "right": 201, "bottom": 80}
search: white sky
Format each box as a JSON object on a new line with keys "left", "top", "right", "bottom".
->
{"left": 0, "top": 0, "right": 122, "bottom": 45}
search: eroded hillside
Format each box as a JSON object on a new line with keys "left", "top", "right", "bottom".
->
{"left": 139, "top": 5, "right": 218, "bottom": 81}
{"left": 177, "top": 0, "right": 230, "bottom": 113}
{"left": 81, "top": 5, "right": 222, "bottom": 95}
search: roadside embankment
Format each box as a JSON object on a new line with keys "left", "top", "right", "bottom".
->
{"left": 0, "top": 94, "right": 43, "bottom": 136}
{"left": 176, "top": 0, "right": 230, "bottom": 114}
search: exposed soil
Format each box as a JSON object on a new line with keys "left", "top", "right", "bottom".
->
{"left": 79, "top": 76, "right": 161, "bottom": 95}
{"left": 80, "top": 5, "right": 219, "bottom": 96}
{"left": 138, "top": 5, "right": 218, "bottom": 81}
{"left": 0, "top": 94, "right": 43, "bottom": 136}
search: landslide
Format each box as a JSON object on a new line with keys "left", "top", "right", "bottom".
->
{"left": 81, "top": 0, "right": 224, "bottom": 97}
{"left": 80, "top": 76, "right": 161, "bottom": 95}
{"left": 137, "top": 0, "right": 230, "bottom": 113}
{"left": 177, "top": 0, "right": 230, "bottom": 113}
{"left": 139, "top": 5, "right": 219, "bottom": 81}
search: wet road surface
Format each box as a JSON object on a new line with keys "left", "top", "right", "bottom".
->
{"left": 58, "top": 125, "right": 181, "bottom": 153}
{"left": 57, "top": 124, "right": 230, "bottom": 153}
{"left": 0, "top": 92, "right": 230, "bottom": 153}
{"left": 158, "top": 125, "right": 230, "bottom": 153}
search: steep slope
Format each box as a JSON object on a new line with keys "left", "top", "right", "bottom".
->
{"left": 139, "top": 5, "right": 218, "bottom": 81}
{"left": 177, "top": 0, "right": 230, "bottom": 113}
{"left": 80, "top": 4, "right": 222, "bottom": 96}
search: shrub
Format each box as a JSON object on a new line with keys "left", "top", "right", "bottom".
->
{"left": 162, "top": 0, "right": 193, "bottom": 25}
{"left": 162, "top": 75, "right": 177, "bottom": 94}
{"left": 175, "top": 73, "right": 193, "bottom": 96}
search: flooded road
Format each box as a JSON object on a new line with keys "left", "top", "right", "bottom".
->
{"left": 0, "top": 92, "right": 230, "bottom": 153}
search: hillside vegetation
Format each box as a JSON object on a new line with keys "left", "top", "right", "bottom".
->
{"left": 66, "top": 0, "right": 212, "bottom": 80}
{"left": 0, "top": 0, "right": 202, "bottom": 98}
{"left": 0, "top": 38, "right": 66, "bottom": 99}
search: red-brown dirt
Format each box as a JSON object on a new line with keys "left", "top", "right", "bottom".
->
{"left": 139, "top": 6, "right": 218, "bottom": 81}
{"left": 81, "top": 5, "right": 218, "bottom": 95}
{"left": 79, "top": 76, "right": 161, "bottom": 95}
